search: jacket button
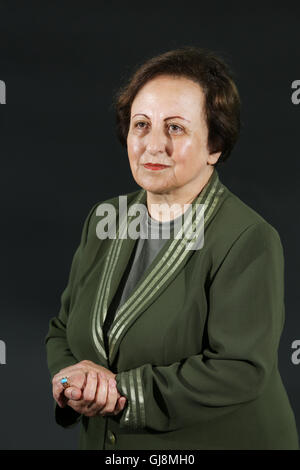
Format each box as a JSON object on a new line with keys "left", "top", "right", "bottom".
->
{"left": 107, "top": 430, "right": 116, "bottom": 445}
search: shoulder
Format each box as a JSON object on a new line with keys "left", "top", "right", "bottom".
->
{"left": 207, "top": 182, "right": 284, "bottom": 272}
{"left": 215, "top": 183, "right": 282, "bottom": 242}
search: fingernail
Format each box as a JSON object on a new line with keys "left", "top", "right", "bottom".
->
{"left": 71, "top": 390, "right": 77, "bottom": 399}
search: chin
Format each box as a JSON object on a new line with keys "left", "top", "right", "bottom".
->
{"left": 133, "top": 169, "right": 174, "bottom": 194}
{"left": 138, "top": 180, "right": 173, "bottom": 194}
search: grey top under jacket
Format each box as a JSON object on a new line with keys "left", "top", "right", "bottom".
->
{"left": 102, "top": 208, "right": 184, "bottom": 355}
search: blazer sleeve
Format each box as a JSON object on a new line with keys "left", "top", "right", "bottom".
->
{"left": 45, "top": 203, "right": 98, "bottom": 428}
{"left": 115, "top": 221, "right": 286, "bottom": 432}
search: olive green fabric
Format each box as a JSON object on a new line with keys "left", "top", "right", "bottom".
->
{"left": 102, "top": 211, "right": 175, "bottom": 353}
{"left": 45, "top": 169, "right": 299, "bottom": 450}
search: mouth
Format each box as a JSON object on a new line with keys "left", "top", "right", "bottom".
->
{"left": 143, "top": 163, "right": 170, "bottom": 171}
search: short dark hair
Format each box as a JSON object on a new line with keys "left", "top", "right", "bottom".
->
{"left": 112, "top": 46, "right": 241, "bottom": 166}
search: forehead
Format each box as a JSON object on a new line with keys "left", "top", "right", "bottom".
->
{"left": 131, "top": 75, "right": 205, "bottom": 116}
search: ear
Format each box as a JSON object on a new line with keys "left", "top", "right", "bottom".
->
{"left": 207, "top": 150, "right": 222, "bottom": 165}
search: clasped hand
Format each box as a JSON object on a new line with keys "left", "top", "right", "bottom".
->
{"left": 52, "top": 360, "right": 127, "bottom": 417}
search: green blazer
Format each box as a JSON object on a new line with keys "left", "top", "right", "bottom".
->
{"left": 45, "top": 169, "right": 299, "bottom": 450}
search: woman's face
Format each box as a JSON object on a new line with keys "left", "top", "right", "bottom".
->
{"left": 127, "top": 74, "right": 221, "bottom": 195}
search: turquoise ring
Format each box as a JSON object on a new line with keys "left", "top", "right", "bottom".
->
{"left": 60, "top": 377, "right": 70, "bottom": 389}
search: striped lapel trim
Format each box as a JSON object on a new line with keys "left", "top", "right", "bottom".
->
{"left": 91, "top": 190, "right": 146, "bottom": 363}
{"left": 106, "top": 169, "right": 225, "bottom": 364}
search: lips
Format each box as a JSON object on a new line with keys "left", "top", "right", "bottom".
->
{"left": 143, "top": 163, "right": 170, "bottom": 170}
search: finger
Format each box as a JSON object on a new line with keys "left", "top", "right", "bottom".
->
{"left": 53, "top": 371, "right": 86, "bottom": 390}
{"left": 84, "top": 373, "right": 108, "bottom": 417}
{"left": 81, "top": 371, "right": 98, "bottom": 408}
{"left": 53, "top": 372, "right": 86, "bottom": 404}
{"left": 94, "top": 373, "right": 108, "bottom": 414}
{"left": 53, "top": 369, "right": 86, "bottom": 394}
{"left": 66, "top": 374, "right": 97, "bottom": 415}
{"left": 53, "top": 381, "right": 66, "bottom": 407}
{"left": 63, "top": 386, "right": 82, "bottom": 401}
{"left": 53, "top": 370, "right": 82, "bottom": 389}
{"left": 53, "top": 366, "right": 89, "bottom": 408}
{"left": 53, "top": 378, "right": 68, "bottom": 402}
{"left": 113, "top": 396, "right": 127, "bottom": 415}
{"left": 53, "top": 380, "right": 73, "bottom": 408}
{"left": 100, "top": 378, "right": 118, "bottom": 415}
{"left": 67, "top": 379, "right": 102, "bottom": 416}
{"left": 68, "top": 373, "right": 87, "bottom": 390}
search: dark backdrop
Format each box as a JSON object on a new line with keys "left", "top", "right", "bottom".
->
{"left": 0, "top": 1, "right": 299, "bottom": 449}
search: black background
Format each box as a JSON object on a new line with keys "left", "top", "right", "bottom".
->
{"left": 0, "top": 1, "right": 299, "bottom": 449}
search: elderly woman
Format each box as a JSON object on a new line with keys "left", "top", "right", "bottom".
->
{"left": 45, "top": 46, "right": 299, "bottom": 450}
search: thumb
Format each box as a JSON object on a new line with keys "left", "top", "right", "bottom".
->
{"left": 64, "top": 387, "right": 82, "bottom": 400}
{"left": 117, "top": 396, "right": 127, "bottom": 410}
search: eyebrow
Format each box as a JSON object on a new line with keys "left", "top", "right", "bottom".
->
{"left": 132, "top": 113, "right": 191, "bottom": 123}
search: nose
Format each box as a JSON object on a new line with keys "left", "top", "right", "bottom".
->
{"left": 145, "top": 126, "right": 168, "bottom": 155}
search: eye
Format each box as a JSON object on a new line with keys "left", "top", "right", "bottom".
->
{"left": 168, "top": 124, "right": 183, "bottom": 134}
{"left": 132, "top": 121, "right": 184, "bottom": 134}
{"left": 134, "top": 121, "right": 148, "bottom": 129}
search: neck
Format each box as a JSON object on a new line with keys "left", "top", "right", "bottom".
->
{"left": 146, "top": 166, "right": 214, "bottom": 222}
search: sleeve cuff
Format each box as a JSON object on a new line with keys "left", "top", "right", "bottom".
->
{"left": 115, "top": 367, "right": 146, "bottom": 430}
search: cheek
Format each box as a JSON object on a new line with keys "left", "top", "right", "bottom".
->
{"left": 127, "top": 135, "right": 144, "bottom": 160}
{"left": 173, "top": 140, "right": 204, "bottom": 179}
{"left": 173, "top": 140, "right": 195, "bottom": 168}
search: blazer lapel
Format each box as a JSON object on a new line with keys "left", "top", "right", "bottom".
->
{"left": 91, "top": 169, "right": 227, "bottom": 366}
{"left": 91, "top": 189, "right": 145, "bottom": 364}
